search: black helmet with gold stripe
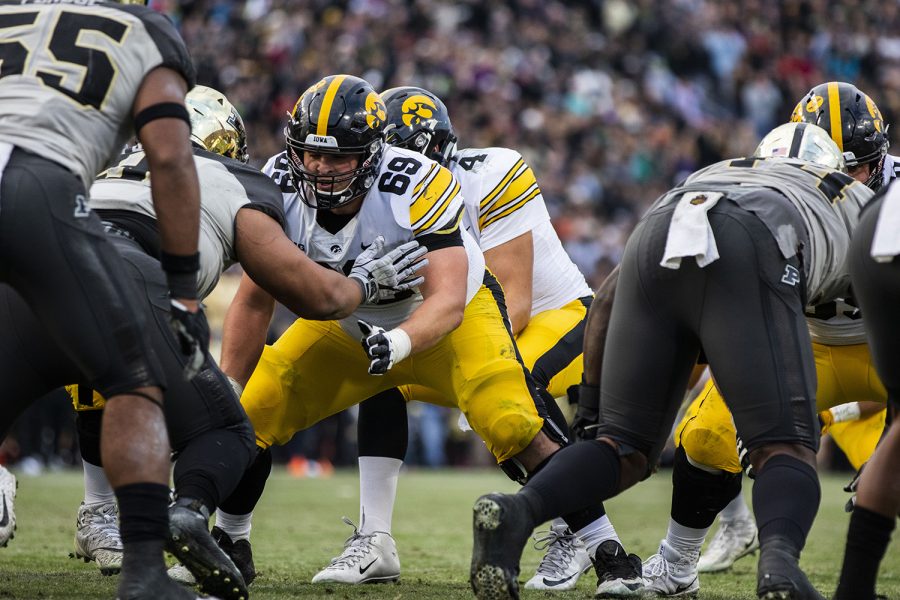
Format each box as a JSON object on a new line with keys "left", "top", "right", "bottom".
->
{"left": 381, "top": 86, "right": 457, "bottom": 166}
{"left": 285, "top": 74, "right": 386, "bottom": 210}
{"left": 790, "top": 81, "right": 889, "bottom": 190}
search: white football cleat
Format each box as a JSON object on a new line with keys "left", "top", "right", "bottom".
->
{"left": 311, "top": 517, "right": 400, "bottom": 584}
{"left": 168, "top": 562, "right": 198, "bottom": 585}
{"left": 524, "top": 522, "right": 592, "bottom": 591}
{"left": 0, "top": 466, "right": 16, "bottom": 548}
{"left": 697, "top": 514, "right": 758, "bottom": 573}
{"left": 73, "top": 502, "right": 123, "bottom": 575}
{"left": 642, "top": 539, "right": 700, "bottom": 598}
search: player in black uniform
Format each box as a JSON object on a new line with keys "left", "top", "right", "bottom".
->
{"left": 0, "top": 0, "right": 206, "bottom": 598}
{"left": 833, "top": 183, "right": 900, "bottom": 600}
{"left": 469, "top": 123, "right": 872, "bottom": 600}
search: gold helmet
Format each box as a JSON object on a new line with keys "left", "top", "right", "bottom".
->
{"left": 186, "top": 85, "right": 249, "bottom": 163}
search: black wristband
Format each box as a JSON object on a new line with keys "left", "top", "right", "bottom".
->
{"left": 133, "top": 102, "right": 191, "bottom": 133}
{"left": 161, "top": 251, "right": 200, "bottom": 300}
{"left": 166, "top": 271, "right": 199, "bottom": 300}
{"left": 160, "top": 251, "right": 200, "bottom": 274}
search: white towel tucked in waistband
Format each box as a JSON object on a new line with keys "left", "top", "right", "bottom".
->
{"left": 871, "top": 182, "right": 900, "bottom": 262}
{"left": 0, "top": 142, "right": 15, "bottom": 216}
{"left": 660, "top": 191, "right": 723, "bottom": 269}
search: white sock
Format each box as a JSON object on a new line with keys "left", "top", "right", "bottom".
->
{"left": 719, "top": 492, "right": 751, "bottom": 523}
{"left": 82, "top": 460, "right": 115, "bottom": 505}
{"left": 358, "top": 456, "right": 402, "bottom": 534}
{"left": 665, "top": 518, "right": 708, "bottom": 556}
{"left": 215, "top": 509, "right": 252, "bottom": 542}
{"left": 576, "top": 514, "right": 621, "bottom": 556}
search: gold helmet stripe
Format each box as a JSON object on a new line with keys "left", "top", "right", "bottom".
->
{"left": 827, "top": 82, "right": 843, "bottom": 150}
{"left": 316, "top": 75, "right": 347, "bottom": 136}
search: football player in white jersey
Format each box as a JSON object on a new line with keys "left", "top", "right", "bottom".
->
{"left": 0, "top": 1, "right": 205, "bottom": 597}
{"left": 470, "top": 123, "right": 873, "bottom": 600}
{"left": 209, "top": 74, "right": 619, "bottom": 591}
{"left": 834, "top": 179, "right": 900, "bottom": 600}
{"left": 636, "top": 84, "right": 898, "bottom": 596}
{"left": 59, "top": 86, "right": 425, "bottom": 597}
{"left": 304, "top": 85, "right": 640, "bottom": 595}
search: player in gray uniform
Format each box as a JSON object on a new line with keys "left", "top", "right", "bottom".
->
{"left": 0, "top": 1, "right": 206, "bottom": 598}
{"left": 834, "top": 180, "right": 900, "bottom": 600}
{"left": 63, "top": 86, "right": 426, "bottom": 597}
{"left": 469, "top": 123, "right": 873, "bottom": 600}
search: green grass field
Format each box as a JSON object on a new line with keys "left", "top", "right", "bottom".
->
{"left": 0, "top": 467, "right": 897, "bottom": 599}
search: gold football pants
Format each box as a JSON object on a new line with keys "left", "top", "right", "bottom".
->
{"left": 676, "top": 342, "right": 886, "bottom": 472}
{"left": 242, "top": 282, "right": 545, "bottom": 462}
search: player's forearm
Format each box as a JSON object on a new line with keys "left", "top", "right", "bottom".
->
{"left": 582, "top": 265, "right": 619, "bottom": 386}
{"left": 396, "top": 294, "right": 465, "bottom": 353}
{"left": 220, "top": 279, "right": 275, "bottom": 387}
{"left": 270, "top": 268, "right": 364, "bottom": 321}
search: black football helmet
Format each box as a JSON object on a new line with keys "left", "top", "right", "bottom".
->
{"left": 285, "top": 75, "right": 386, "bottom": 209}
{"left": 380, "top": 86, "right": 457, "bottom": 165}
{"left": 790, "top": 81, "right": 889, "bottom": 190}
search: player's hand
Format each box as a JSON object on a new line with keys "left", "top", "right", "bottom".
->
{"left": 818, "top": 409, "right": 834, "bottom": 435}
{"left": 350, "top": 236, "right": 428, "bottom": 303}
{"left": 168, "top": 299, "right": 210, "bottom": 380}
{"left": 358, "top": 320, "right": 411, "bottom": 375}
{"left": 570, "top": 382, "right": 600, "bottom": 441}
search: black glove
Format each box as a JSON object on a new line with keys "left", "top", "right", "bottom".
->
{"left": 358, "top": 320, "right": 411, "bottom": 375}
{"left": 168, "top": 299, "right": 210, "bottom": 380}
{"left": 570, "top": 383, "right": 600, "bottom": 441}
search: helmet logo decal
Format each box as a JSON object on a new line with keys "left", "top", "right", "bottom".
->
{"left": 400, "top": 94, "right": 437, "bottom": 127}
{"left": 365, "top": 92, "right": 387, "bottom": 130}
{"left": 805, "top": 95, "right": 824, "bottom": 113}
{"left": 790, "top": 101, "right": 804, "bottom": 123}
{"left": 864, "top": 95, "right": 884, "bottom": 132}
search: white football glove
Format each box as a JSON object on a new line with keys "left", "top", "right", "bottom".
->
{"left": 358, "top": 319, "right": 411, "bottom": 375}
{"left": 349, "top": 236, "right": 428, "bottom": 303}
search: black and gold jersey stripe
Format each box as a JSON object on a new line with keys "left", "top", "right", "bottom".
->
{"left": 409, "top": 165, "right": 461, "bottom": 235}
{"left": 479, "top": 161, "right": 540, "bottom": 230}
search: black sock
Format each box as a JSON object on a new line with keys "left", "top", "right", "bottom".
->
{"left": 358, "top": 388, "right": 408, "bottom": 459}
{"left": 834, "top": 506, "right": 896, "bottom": 600}
{"left": 174, "top": 429, "right": 255, "bottom": 512}
{"left": 218, "top": 447, "right": 272, "bottom": 515}
{"left": 752, "top": 454, "right": 820, "bottom": 555}
{"left": 75, "top": 410, "right": 103, "bottom": 466}
{"left": 116, "top": 482, "right": 169, "bottom": 571}
{"left": 519, "top": 440, "right": 621, "bottom": 525}
{"left": 671, "top": 447, "right": 742, "bottom": 529}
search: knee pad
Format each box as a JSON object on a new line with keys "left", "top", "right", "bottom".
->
{"left": 671, "top": 446, "right": 743, "bottom": 528}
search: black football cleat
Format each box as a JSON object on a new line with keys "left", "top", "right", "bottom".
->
{"left": 117, "top": 567, "right": 217, "bottom": 599}
{"left": 167, "top": 498, "right": 248, "bottom": 600}
{"left": 756, "top": 539, "right": 824, "bottom": 600}
{"left": 592, "top": 539, "right": 644, "bottom": 598}
{"left": 212, "top": 526, "right": 256, "bottom": 586}
{"left": 470, "top": 493, "right": 534, "bottom": 600}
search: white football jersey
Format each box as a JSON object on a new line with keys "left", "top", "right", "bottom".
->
{"left": 449, "top": 147, "right": 592, "bottom": 315}
{"left": 90, "top": 146, "right": 285, "bottom": 299}
{"left": 0, "top": 0, "right": 194, "bottom": 188}
{"left": 263, "top": 146, "right": 485, "bottom": 333}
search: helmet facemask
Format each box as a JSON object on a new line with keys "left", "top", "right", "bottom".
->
{"left": 285, "top": 130, "right": 384, "bottom": 210}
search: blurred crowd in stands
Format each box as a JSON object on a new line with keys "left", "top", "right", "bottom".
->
{"left": 4, "top": 0, "right": 897, "bottom": 472}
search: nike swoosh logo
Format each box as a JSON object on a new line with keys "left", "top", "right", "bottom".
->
{"left": 541, "top": 573, "right": 576, "bottom": 587}
{"left": 0, "top": 495, "right": 8, "bottom": 528}
{"left": 359, "top": 558, "right": 378, "bottom": 574}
